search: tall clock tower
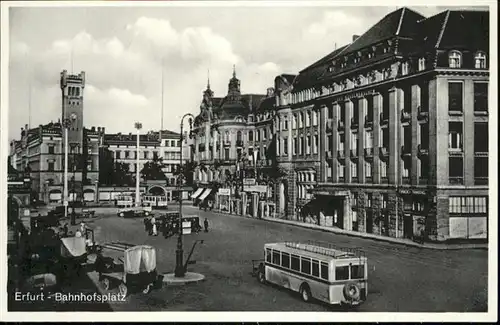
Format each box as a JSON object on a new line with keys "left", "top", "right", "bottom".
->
{"left": 60, "top": 70, "right": 85, "bottom": 182}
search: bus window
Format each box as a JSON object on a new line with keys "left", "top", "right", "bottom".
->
{"left": 301, "top": 257, "right": 311, "bottom": 275}
{"left": 272, "top": 250, "right": 281, "bottom": 265}
{"left": 336, "top": 266, "right": 349, "bottom": 280}
{"left": 291, "top": 254, "right": 300, "bottom": 271}
{"left": 351, "top": 264, "right": 365, "bottom": 279}
{"left": 266, "top": 248, "right": 272, "bottom": 262}
{"left": 281, "top": 252, "right": 290, "bottom": 268}
{"left": 320, "top": 262, "right": 329, "bottom": 280}
{"left": 311, "top": 260, "right": 319, "bottom": 277}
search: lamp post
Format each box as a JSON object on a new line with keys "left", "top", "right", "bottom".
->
{"left": 175, "top": 113, "right": 194, "bottom": 278}
{"left": 135, "top": 122, "right": 142, "bottom": 207}
{"left": 61, "top": 118, "right": 73, "bottom": 221}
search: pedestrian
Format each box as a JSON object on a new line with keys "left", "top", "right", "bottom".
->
{"left": 419, "top": 227, "right": 425, "bottom": 244}
{"left": 209, "top": 200, "right": 214, "bottom": 211}
{"left": 80, "top": 221, "right": 86, "bottom": 234}
{"left": 63, "top": 223, "right": 69, "bottom": 237}
{"left": 151, "top": 216, "right": 158, "bottom": 236}
{"left": 204, "top": 218, "right": 209, "bottom": 232}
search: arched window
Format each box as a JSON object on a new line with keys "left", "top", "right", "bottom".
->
{"left": 306, "top": 111, "right": 311, "bottom": 127}
{"left": 312, "top": 111, "right": 318, "bottom": 126}
{"left": 236, "top": 131, "right": 242, "bottom": 142}
{"left": 475, "top": 52, "right": 487, "bottom": 69}
{"left": 449, "top": 51, "right": 462, "bottom": 68}
{"left": 292, "top": 114, "right": 298, "bottom": 129}
{"left": 224, "top": 131, "right": 229, "bottom": 142}
{"left": 249, "top": 130, "right": 254, "bottom": 141}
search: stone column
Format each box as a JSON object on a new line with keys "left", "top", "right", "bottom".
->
{"left": 373, "top": 93, "right": 381, "bottom": 184}
{"left": 358, "top": 97, "right": 367, "bottom": 183}
{"left": 463, "top": 79, "right": 475, "bottom": 186}
{"left": 388, "top": 87, "right": 401, "bottom": 184}
{"left": 332, "top": 102, "right": 339, "bottom": 182}
{"left": 344, "top": 100, "right": 352, "bottom": 183}
{"left": 411, "top": 83, "right": 421, "bottom": 185}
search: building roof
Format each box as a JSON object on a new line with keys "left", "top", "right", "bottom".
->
{"left": 338, "top": 7, "right": 425, "bottom": 57}
{"left": 242, "top": 94, "right": 268, "bottom": 113}
{"left": 435, "top": 10, "right": 489, "bottom": 50}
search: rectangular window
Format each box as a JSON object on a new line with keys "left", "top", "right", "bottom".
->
{"left": 351, "top": 264, "right": 365, "bottom": 279}
{"left": 284, "top": 137, "right": 289, "bottom": 155}
{"left": 474, "top": 83, "right": 488, "bottom": 112}
{"left": 291, "top": 254, "right": 300, "bottom": 271}
{"left": 367, "top": 193, "right": 372, "bottom": 207}
{"left": 143, "top": 151, "right": 148, "bottom": 159}
{"left": 48, "top": 146, "right": 55, "bottom": 154}
{"left": 336, "top": 266, "right": 349, "bottom": 280}
{"left": 448, "top": 82, "right": 463, "bottom": 112}
{"left": 449, "top": 196, "right": 488, "bottom": 214}
{"left": 449, "top": 156, "right": 464, "bottom": 178}
{"left": 339, "top": 133, "right": 345, "bottom": 151}
{"left": 293, "top": 137, "right": 297, "bottom": 155}
{"left": 380, "top": 160, "right": 387, "bottom": 178}
{"left": 224, "top": 148, "right": 230, "bottom": 160}
{"left": 171, "top": 140, "right": 176, "bottom": 147}
{"left": 382, "top": 194, "right": 388, "bottom": 209}
{"left": 365, "top": 131, "right": 373, "bottom": 148}
{"left": 311, "top": 260, "right": 320, "bottom": 277}
{"left": 474, "top": 123, "right": 488, "bottom": 153}
{"left": 266, "top": 248, "right": 271, "bottom": 262}
{"left": 125, "top": 151, "right": 130, "bottom": 158}
{"left": 301, "top": 257, "right": 311, "bottom": 275}
{"left": 338, "top": 162, "right": 345, "bottom": 178}
{"left": 365, "top": 161, "right": 372, "bottom": 178}
{"left": 327, "top": 135, "right": 333, "bottom": 152}
{"left": 474, "top": 157, "right": 488, "bottom": 179}
{"left": 48, "top": 162, "right": 54, "bottom": 171}
{"left": 292, "top": 115, "right": 297, "bottom": 129}
{"left": 351, "top": 161, "right": 358, "bottom": 179}
{"left": 420, "top": 123, "right": 429, "bottom": 149}
{"left": 116, "top": 151, "right": 121, "bottom": 159}
{"left": 281, "top": 252, "right": 290, "bottom": 268}
{"left": 320, "top": 262, "right": 329, "bottom": 280}
{"left": 328, "top": 107, "right": 333, "bottom": 119}
{"left": 306, "top": 136, "right": 311, "bottom": 155}
{"left": 313, "top": 135, "right": 318, "bottom": 154}
{"left": 272, "top": 250, "right": 280, "bottom": 265}
{"left": 448, "top": 122, "right": 463, "bottom": 150}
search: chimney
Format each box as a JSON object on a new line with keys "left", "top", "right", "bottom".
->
{"left": 352, "top": 35, "right": 360, "bottom": 42}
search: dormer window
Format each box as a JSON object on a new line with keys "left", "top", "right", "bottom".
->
{"left": 401, "top": 62, "right": 410, "bottom": 76}
{"left": 418, "top": 57, "right": 426, "bottom": 71}
{"left": 474, "top": 52, "right": 487, "bottom": 69}
{"left": 449, "top": 51, "right": 462, "bottom": 68}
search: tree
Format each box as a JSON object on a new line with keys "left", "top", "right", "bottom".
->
{"left": 113, "top": 162, "right": 131, "bottom": 185}
{"left": 173, "top": 160, "right": 197, "bottom": 186}
{"left": 140, "top": 155, "right": 167, "bottom": 181}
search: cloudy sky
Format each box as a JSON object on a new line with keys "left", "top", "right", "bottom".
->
{"left": 7, "top": 2, "right": 488, "bottom": 141}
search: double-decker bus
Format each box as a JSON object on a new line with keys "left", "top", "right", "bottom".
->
{"left": 142, "top": 195, "right": 168, "bottom": 209}
{"left": 252, "top": 241, "right": 368, "bottom": 307}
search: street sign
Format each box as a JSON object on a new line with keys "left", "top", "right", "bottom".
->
{"left": 218, "top": 188, "right": 231, "bottom": 196}
{"left": 243, "top": 178, "right": 256, "bottom": 186}
{"left": 244, "top": 185, "right": 268, "bottom": 193}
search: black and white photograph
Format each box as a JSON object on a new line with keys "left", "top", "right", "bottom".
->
{"left": 1, "top": 0, "right": 497, "bottom": 322}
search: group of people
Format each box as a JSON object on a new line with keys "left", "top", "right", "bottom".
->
{"left": 143, "top": 215, "right": 211, "bottom": 237}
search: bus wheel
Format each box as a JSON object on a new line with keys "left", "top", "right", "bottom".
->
{"left": 300, "top": 284, "right": 312, "bottom": 302}
{"left": 257, "top": 266, "right": 266, "bottom": 284}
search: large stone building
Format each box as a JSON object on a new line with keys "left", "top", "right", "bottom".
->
{"left": 191, "top": 7, "right": 490, "bottom": 241}
{"left": 9, "top": 70, "right": 191, "bottom": 203}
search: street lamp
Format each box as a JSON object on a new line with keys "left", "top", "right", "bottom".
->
{"left": 135, "top": 122, "right": 142, "bottom": 207}
{"left": 62, "top": 116, "right": 75, "bottom": 223}
{"left": 175, "top": 113, "right": 194, "bottom": 278}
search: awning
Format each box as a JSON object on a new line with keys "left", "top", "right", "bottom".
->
{"left": 198, "top": 189, "right": 212, "bottom": 201}
{"left": 191, "top": 188, "right": 204, "bottom": 199}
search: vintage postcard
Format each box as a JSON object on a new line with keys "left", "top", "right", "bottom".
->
{"left": 1, "top": 0, "right": 497, "bottom": 322}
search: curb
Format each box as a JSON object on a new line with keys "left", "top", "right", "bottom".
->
{"left": 261, "top": 217, "right": 488, "bottom": 251}
{"left": 184, "top": 206, "right": 488, "bottom": 251}
{"left": 162, "top": 272, "right": 206, "bottom": 286}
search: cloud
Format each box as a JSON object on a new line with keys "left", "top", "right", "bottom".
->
{"left": 8, "top": 16, "right": 282, "bottom": 140}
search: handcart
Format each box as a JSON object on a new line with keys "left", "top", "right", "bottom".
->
{"left": 58, "top": 236, "right": 88, "bottom": 281}
{"left": 95, "top": 242, "right": 162, "bottom": 297}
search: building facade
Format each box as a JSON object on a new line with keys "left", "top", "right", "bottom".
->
{"left": 191, "top": 8, "right": 490, "bottom": 241}
{"left": 9, "top": 70, "right": 191, "bottom": 203}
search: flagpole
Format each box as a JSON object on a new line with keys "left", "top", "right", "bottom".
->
{"left": 160, "top": 58, "right": 164, "bottom": 141}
